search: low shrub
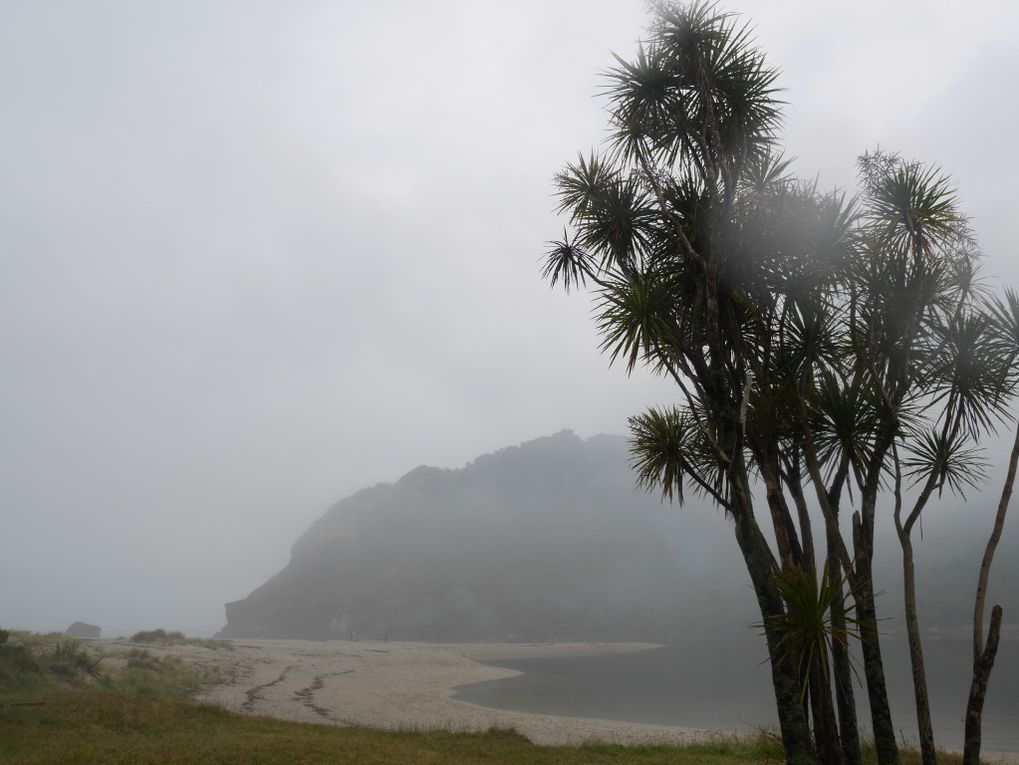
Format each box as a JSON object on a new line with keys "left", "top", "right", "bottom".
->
{"left": 47, "top": 641, "right": 103, "bottom": 679}
{"left": 108, "top": 648, "right": 220, "bottom": 699}
{"left": 129, "top": 628, "right": 232, "bottom": 651}
{"left": 1, "top": 633, "right": 102, "bottom": 691}
{"left": 130, "top": 629, "right": 187, "bottom": 645}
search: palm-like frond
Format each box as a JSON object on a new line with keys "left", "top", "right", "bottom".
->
{"left": 809, "top": 371, "right": 880, "bottom": 478}
{"left": 902, "top": 428, "right": 988, "bottom": 497}
{"left": 579, "top": 175, "right": 656, "bottom": 268}
{"left": 923, "top": 310, "right": 1012, "bottom": 437}
{"left": 554, "top": 152, "right": 616, "bottom": 221}
{"left": 604, "top": 43, "right": 691, "bottom": 166}
{"left": 738, "top": 151, "right": 795, "bottom": 194}
{"left": 555, "top": 152, "right": 658, "bottom": 275}
{"left": 701, "top": 13, "right": 783, "bottom": 164}
{"left": 542, "top": 229, "right": 594, "bottom": 293}
{"left": 596, "top": 272, "right": 681, "bottom": 373}
{"left": 858, "top": 151, "right": 970, "bottom": 262}
{"left": 605, "top": 1, "right": 781, "bottom": 178}
{"left": 761, "top": 564, "right": 860, "bottom": 700}
{"left": 986, "top": 288, "right": 1019, "bottom": 372}
{"left": 628, "top": 405, "right": 725, "bottom": 506}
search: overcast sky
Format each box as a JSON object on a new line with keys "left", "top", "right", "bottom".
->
{"left": 2, "top": 0, "right": 1018, "bottom": 634}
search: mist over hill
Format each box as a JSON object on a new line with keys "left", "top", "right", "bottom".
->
{"left": 220, "top": 431, "right": 1018, "bottom": 643}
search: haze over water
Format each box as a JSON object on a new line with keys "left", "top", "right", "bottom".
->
{"left": 456, "top": 637, "right": 1019, "bottom": 754}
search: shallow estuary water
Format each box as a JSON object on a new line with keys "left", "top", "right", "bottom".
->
{"left": 454, "top": 636, "right": 1019, "bottom": 754}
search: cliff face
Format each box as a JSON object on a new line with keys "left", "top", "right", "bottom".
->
{"left": 220, "top": 430, "right": 1019, "bottom": 642}
{"left": 219, "top": 431, "right": 752, "bottom": 641}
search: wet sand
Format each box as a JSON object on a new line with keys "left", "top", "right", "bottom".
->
{"left": 110, "top": 638, "right": 715, "bottom": 745}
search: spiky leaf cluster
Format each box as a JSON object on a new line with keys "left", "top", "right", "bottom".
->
{"left": 545, "top": 1, "right": 1015, "bottom": 537}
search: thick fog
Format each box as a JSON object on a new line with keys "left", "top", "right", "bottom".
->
{"left": 219, "top": 431, "right": 1018, "bottom": 642}
{"left": 2, "top": 1, "right": 1019, "bottom": 636}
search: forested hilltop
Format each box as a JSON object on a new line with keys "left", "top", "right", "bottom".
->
{"left": 220, "top": 431, "right": 1016, "bottom": 642}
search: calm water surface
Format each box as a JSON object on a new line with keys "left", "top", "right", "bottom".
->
{"left": 454, "top": 636, "right": 1019, "bottom": 754}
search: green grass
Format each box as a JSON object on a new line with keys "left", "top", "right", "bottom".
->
{"left": 0, "top": 691, "right": 781, "bottom": 765}
{"left": 107, "top": 648, "right": 225, "bottom": 699}
{"left": 0, "top": 632, "right": 103, "bottom": 693}
{"left": 0, "top": 630, "right": 223, "bottom": 700}
{"left": 0, "top": 689, "right": 962, "bottom": 765}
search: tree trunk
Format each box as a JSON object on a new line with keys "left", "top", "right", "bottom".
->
{"left": 973, "top": 422, "right": 1019, "bottom": 658}
{"left": 963, "top": 606, "right": 1003, "bottom": 765}
{"left": 786, "top": 474, "right": 817, "bottom": 573}
{"left": 810, "top": 659, "right": 842, "bottom": 765}
{"left": 733, "top": 510, "right": 818, "bottom": 765}
{"left": 964, "top": 422, "right": 1019, "bottom": 764}
{"left": 899, "top": 532, "right": 936, "bottom": 765}
{"left": 853, "top": 513, "right": 900, "bottom": 765}
{"left": 821, "top": 464, "right": 860, "bottom": 765}
{"left": 762, "top": 456, "right": 804, "bottom": 572}
{"left": 809, "top": 668, "right": 824, "bottom": 756}
{"left": 828, "top": 535, "right": 861, "bottom": 765}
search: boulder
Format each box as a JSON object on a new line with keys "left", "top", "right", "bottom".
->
{"left": 65, "top": 621, "right": 101, "bottom": 639}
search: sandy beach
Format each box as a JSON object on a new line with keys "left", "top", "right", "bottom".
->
{"left": 106, "top": 639, "right": 715, "bottom": 746}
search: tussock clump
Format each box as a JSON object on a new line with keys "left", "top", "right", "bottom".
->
{"left": 111, "top": 648, "right": 222, "bottom": 698}
{"left": 129, "top": 629, "right": 232, "bottom": 650}
{"left": 0, "top": 631, "right": 103, "bottom": 690}
{"left": 47, "top": 640, "right": 103, "bottom": 679}
{"left": 129, "top": 629, "right": 188, "bottom": 645}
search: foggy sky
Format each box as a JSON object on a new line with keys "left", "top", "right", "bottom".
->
{"left": 2, "top": 1, "right": 1018, "bottom": 634}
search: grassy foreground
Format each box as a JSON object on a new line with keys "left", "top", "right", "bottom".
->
{"left": 0, "top": 690, "right": 960, "bottom": 765}
{"left": 0, "top": 691, "right": 779, "bottom": 765}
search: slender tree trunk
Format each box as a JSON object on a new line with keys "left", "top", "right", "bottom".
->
{"left": 856, "top": 448, "right": 900, "bottom": 765}
{"left": 798, "top": 401, "right": 889, "bottom": 764}
{"left": 810, "top": 659, "right": 842, "bottom": 765}
{"left": 892, "top": 425, "right": 945, "bottom": 765}
{"left": 821, "top": 463, "right": 861, "bottom": 765}
{"left": 898, "top": 532, "right": 936, "bottom": 765}
{"left": 762, "top": 457, "right": 803, "bottom": 572}
{"left": 973, "top": 422, "right": 1018, "bottom": 658}
{"left": 787, "top": 475, "right": 817, "bottom": 572}
{"left": 852, "top": 513, "right": 900, "bottom": 765}
{"left": 828, "top": 533, "right": 861, "bottom": 765}
{"left": 809, "top": 668, "right": 825, "bottom": 756}
{"left": 733, "top": 510, "right": 818, "bottom": 765}
{"left": 963, "top": 606, "right": 1003, "bottom": 765}
{"left": 964, "top": 422, "right": 1019, "bottom": 764}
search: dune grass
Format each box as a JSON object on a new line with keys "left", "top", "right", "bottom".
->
{"left": 110, "top": 648, "right": 225, "bottom": 698}
{"left": 0, "top": 630, "right": 223, "bottom": 700}
{"left": 128, "top": 628, "right": 233, "bottom": 651}
{"left": 0, "top": 631, "right": 103, "bottom": 693}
